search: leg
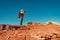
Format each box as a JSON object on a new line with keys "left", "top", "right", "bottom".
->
{"left": 20, "top": 15, "right": 24, "bottom": 25}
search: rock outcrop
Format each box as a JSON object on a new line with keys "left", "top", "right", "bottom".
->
{"left": 0, "top": 22, "right": 60, "bottom": 40}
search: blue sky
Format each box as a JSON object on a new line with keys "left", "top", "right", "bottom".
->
{"left": 0, "top": 0, "right": 60, "bottom": 25}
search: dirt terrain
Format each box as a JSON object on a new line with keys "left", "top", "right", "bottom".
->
{"left": 0, "top": 22, "right": 60, "bottom": 40}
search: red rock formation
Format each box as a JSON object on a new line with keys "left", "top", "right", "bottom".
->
{"left": 0, "top": 22, "right": 60, "bottom": 40}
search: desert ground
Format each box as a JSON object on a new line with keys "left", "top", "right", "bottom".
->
{"left": 0, "top": 22, "right": 60, "bottom": 40}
